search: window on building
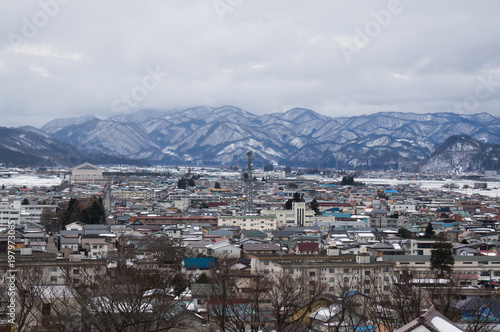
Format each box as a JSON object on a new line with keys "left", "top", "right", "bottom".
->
{"left": 42, "top": 303, "right": 51, "bottom": 317}
{"left": 365, "top": 271, "right": 370, "bottom": 276}
{"left": 344, "top": 268, "right": 349, "bottom": 273}
{"left": 344, "top": 277, "right": 349, "bottom": 283}
{"left": 310, "top": 271, "right": 316, "bottom": 277}
{"left": 329, "top": 277, "right": 335, "bottom": 282}
{"left": 329, "top": 268, "right": 335, "bottom": 273}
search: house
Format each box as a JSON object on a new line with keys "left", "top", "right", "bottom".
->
{"left": 293, "top": 242, "right": 319, "bottom": 255}
{"left": 182, "top": 258, "right": 216, "bottom": 280}
{"left": 81, "top": 236, "right": 113, "bottom": 259}
{"left": 354, "top": 232, "right": 376, "bottom": 244}
{"left": 393, "top": 305, "right": 464, "bottom": 332}
{"left": 206, "top": 241, "right": 241, "bottom": 258}
{"left": 83, "top": 224, "right": 110, "bottom": 236}
{"left": 450, "top": 273, "right": 479, "bottom": 287}
{"left": 65, "top": 222, "right": 85, "bottom": 231}
{"left": 308, "top": 303, "right": 371, "bottom": 332}
{"left": 240, "top": 229, "right": 268, "bottom": 241}
{"left": 241, "top": 243, "right": 281, "bottom": 255}
{"left": 455, "top": 296, "right": 500, "bottom": 324}
{"left": 367, "top": 242, "right": 405, "bottom": 258}
{"left": 60, "top": 235, "right": 80, "bottom": 256}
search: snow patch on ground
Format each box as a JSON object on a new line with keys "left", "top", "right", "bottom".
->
{"left": 0, "top": 175, "right": 62, "bottom": 187}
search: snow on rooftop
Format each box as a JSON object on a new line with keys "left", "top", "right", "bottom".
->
{"left": 430, "top": 316, "right": 463, "bottom": 332}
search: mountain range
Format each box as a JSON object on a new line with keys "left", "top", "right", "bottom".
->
{"left": 0, "top": 126, "right": 146, "bottom": 168}
{"left": 2, "top": 106, "right": 500, "bottom": 172}
{"left": 421, "top": 135, "right": 500, "bottom": 174}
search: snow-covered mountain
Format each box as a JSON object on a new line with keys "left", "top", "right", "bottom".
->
{"left": 0, "top": 126, "right": 147, "bottom": 167}
{"left": 40, "top": 107, "right": 500, "bottom": 169}
{"left": 420, "top": 135, "right": 500, "bottom": 174}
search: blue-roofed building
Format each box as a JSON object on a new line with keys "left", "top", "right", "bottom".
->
{"left": 182, "top": 258, "right": 216, "bottom": 280}
{"left": 323, "top": 212, "right": 352, "bottom": 219}
{"left": 183, "top": 257, "right": 216, "bottom": 269}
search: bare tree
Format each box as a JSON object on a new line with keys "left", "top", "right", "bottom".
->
{"left": 308, "top": 271, "right": 372, "bottom": 332}
{"left": 63, "top": 261, "right": 190, "bottom": 332}
{"left": 206, "top": 257, "right": 247, "bottom": 332}
{"left": 0, "top": 267, "right": 48, "bottom": 331}
{"left": 267, "top": 269, "right": 327, "bottom": 332}
{"left": 455, "top": 295, "right": 500, "bottom": 332}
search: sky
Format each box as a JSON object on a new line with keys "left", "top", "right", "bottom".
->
{"left": 1, "top": 0, "right": 500, "bottom": 128}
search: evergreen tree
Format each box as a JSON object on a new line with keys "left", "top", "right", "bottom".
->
{"left": 177, "top": 178, "right": 186, "bottom": 189}
{"left": 309, "top": 199, "right": 321, "bottom": 216}
{"left": 194, "top": 272, "right": 211, "bottom": 284}
{"left": 430, "top": 233, "right": 455, "bottom": 276}
{"left": 424, "top": 222, "right": 435, "bottom": 238}
{"left": 341, "top": 175, "right": 354, "bottom": 186}
{"left": 397, "top": 227, "right": 412, "bottom": 239}
{"left": 87, "top": 200, "right": 105, "bottom": 224}
{"left": 62, "top": 197, "right": 79, "bottom": 225}
{"left": 21, "top": 198, "right": 30, "bottom": 205}
{"left": 293, "top": 192, "right": 304, "bottom": 202}
{"left": 171, "top": 273, "right": 188, "bottom": 297}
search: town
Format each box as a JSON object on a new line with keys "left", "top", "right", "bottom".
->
{"left": 2, "top": 159, "right": 500, "bottom": 332}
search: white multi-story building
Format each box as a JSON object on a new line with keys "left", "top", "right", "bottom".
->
{"left": 380, "top": 255, "right": 500, "bottom": 281}
{"left": 218, "top": 215, "right": 277, "bottom": 231}
{"left": 261, "top": 202, "right": 335, "bottom": 228}
{"left": 0, "top": 197, "right": 20, "bottom": 227}
{"left": 70, "top": 162, "right": 105, "bottom": 184}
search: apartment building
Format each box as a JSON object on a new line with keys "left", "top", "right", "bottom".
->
{"left": 261, "top": 202, "right": 335, "bottom": 228}
{"left": 380, "top": 255, "right": 500, "bottom": 281}
{"left": 250, "top": 253, "right": 394, "bottom": 297}
{"left": 218, "top": 215, "right": 277, "bottom": 231}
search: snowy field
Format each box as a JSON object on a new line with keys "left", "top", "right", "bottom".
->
{"left": 2, "top": 174, "right": 500, "bottom": 199}
{"left": 357, "top": 178, "right": 500, "bottom": 198}
{"left": 0, "top": 175, "right": 62, "bottom": 188}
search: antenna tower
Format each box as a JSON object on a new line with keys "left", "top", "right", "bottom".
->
{"left": 246, "top": 150, "right": 254, "bottom": 214}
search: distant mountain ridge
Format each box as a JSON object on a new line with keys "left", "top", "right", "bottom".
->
{"left": 38, "top": 107, "right": 500, "bottom": 170}
{"left": 0, "top": 126, "right": 148, "bottom": 167}
{"left": 420, "top": 135, "right": 500, "bottom": 174}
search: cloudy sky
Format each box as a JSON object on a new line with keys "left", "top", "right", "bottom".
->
{"left": 1, "top": 0, "right": 499, "bottom": 127}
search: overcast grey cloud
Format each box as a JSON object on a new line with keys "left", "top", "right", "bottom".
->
{"left": 1, "top": 0, "right": 499, "bottom": 127}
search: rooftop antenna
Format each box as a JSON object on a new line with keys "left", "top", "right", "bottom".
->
{"left": 246, "top": 150, "right": 254, "bottom": 214}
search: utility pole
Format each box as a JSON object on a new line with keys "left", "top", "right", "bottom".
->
{"left": 246, "top": 150, "right": 254, "bottom": 214}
